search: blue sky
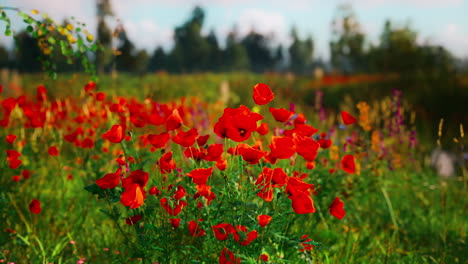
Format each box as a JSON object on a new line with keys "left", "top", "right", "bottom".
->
{"left": 1, "top": 0, "right": 467, "bottom": 59}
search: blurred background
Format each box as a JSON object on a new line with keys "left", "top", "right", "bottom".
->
{"left": 0, "top": 0, "right": 467, "bottom": 148}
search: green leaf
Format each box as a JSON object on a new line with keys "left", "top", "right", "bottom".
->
{"left": 99, "top": 209, "right": 113, "bottom": 218}
{"left": 49, "top": 71, "right": 57, "bottom": 80}
{"left": 26, "top": 25, "right": 33, "bottom": 32}
{"left": 84, "top": 183, "right": 106, "bottom": 199}
{"left": 48, "top": 36, "right": 56, "bottom": 45}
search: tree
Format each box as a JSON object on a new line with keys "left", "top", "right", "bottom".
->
{"left": 114, "top": 27, "right": 137, "bottom": 72}
{"left": 273, "top": 44, "right": 285, "bottom": 71}
{"left": 241, "top": 31, "right": 274, "bottom": 72}
{"left": 223, "top": 29, "right": 249, "bottom": 71}
{"left": 288, "top": 27, "right": 314, "bottom": 74}
{"left": 96, "top": 0, "right": 114, "bottom": 73}
{"left": 0, "top": 44, "right": 10, "bottom": 69}
{"left": 15, "top": 31, "right": 42, "bottom": 72}
{"left": 206, "top": 29, "right": 222, "bottom": 71}
{"left": 134, "top": 49, "right": 149, "bottom": 74}
{"left": 171, "top": 6, "right": 211, "bottom": 72}
{"left": 329, "top": 4, "right": 366, "bottom": 73}
{"left": 148, "top": 47, "right": 167, "bottom": 72}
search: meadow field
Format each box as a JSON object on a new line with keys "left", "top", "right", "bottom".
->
{"left": 1, "top": 72, "right": 467, "bottom": 264}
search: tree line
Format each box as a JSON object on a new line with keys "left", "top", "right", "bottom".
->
{"left": 0, "top": 3, "right": 461, "bottom": 77}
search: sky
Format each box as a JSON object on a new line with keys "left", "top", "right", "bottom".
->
{"left": 1, "top": 0, "right": 467, "bottom": 59}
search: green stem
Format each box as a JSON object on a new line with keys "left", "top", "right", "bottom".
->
{"left": 380, "top": 186, "right": 398, "bottom": 231}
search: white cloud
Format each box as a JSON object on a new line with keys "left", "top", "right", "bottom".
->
{"left": 435, "top": 24, "right": 468, "bottom": 58}
{"left": 344, "top": 0, "right": 463, "bottom": 8}
{"left": 123, "top": 19, "right": 173, "bottom": 51}
{"left": 237, "top": 8, "right": 290, "bottom": 45}
{"left": 4, "top": 0, "right": 95, "bottom": 23}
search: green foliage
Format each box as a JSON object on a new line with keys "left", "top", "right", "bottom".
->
{"left": 329, "top": 4, "right": 366, "bottom": 72}
{"left": 0, "top": 6, "right": 97, "bottom": 79}
{"left": 289, "top": 27, "right": 314, "bottom": 74}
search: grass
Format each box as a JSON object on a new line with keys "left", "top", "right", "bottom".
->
{"left": 0, "top": 72, "right": 467, "bottom": 263}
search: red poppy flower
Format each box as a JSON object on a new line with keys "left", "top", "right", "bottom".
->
{"left": 341, "top": 154, "right": 356, "bottom": 174}
{"left": 160, "top": 198, "right": 187, "bottom": 216}
{"left": 2, "top": 97, "right": 17, "bottom": 113}
{"left": 158, "top": 152, "right": 176, "bottom": 174}
{"left": 29, "top": 199, "right": 41, "bottom": 214}
{"left": 8, "top": 158, "right": 21, "bottom": 169}
{"left": 64, "top": 129, "right": 80, "bottom": 143}
{"left": 196, "top": 135, "right": 210, "bottom": 146}
{"left": 204, "top": 144, "right": 223, "bottom": 161}
{"left": 214, "top": 105, "right": 263, "bottom": 142}
{"left": 299, "top": 234, "right": 314, "bottom": 252}
{"left": 256, "top": 123, "right": 269, "bottom": 135}
{"left": 194, "top": 184, "right": 216, "bottom": 205}
{"left": 184, "top": 147, "right": 207, "bottom": 160}
{"left": 84, "top": 81, "right": 96, "bottom": 92}
{"left": 253, "top": 83, "right": 274, "bottom": 105}
{"left": 341, "top": 111, "right": 357, "bottom": 125}
{"left": 171, "top": 185, "right": 187, "bottom": 200}
{"left": 22, "top": 170, "right": 31, "bottom": 179}
{"left": 81, "top": 138, "right": 95, "bottom": 149}
{"left": 219, "top": 248, "right": 241, "bottom": 264}
{"left": 294, "top": 136, "right": 319, "bottom": 162}
{"left": 166, "top": 109, "right": 183, "bottom": 131}
{"left": 96, "top": 168, "right": 122, "bottom": 189}
{"left": 286, "top": 177, "right": 314, "bottom": 197}
{"left": 237, "top": 144, "right": 265, "bottom": 165}
{"left": 329, "top": 197, "right": 346, "bottom": 219}
{"left": 290, "top": 190, "right": 315, "bottom": 214}
{"left": 212, "top": 223, "right": 234, "bottom": 241}
{"left": 148, "top": 112, "right": 166, "bottom": 126}
{"left": 6, "top": 150, "right": 21, "bottom": 169}
{"left": 149, "top": 186, "right": 162, "bottom": 196}
{"left": 188, "top": 220, "right": 206, "bottom": 237}
{"left": 255, "top": 168, "right": 288, "bottom": 202}
{"left": 125, "top": 215, "right": 142, "bottom": 225}
{"left": 103, "top": 125, "right": 125, "bottom": 143}
{"left": 284, "top": 124, "right": 319, "bottom": 137}
{"left": 96, "top": 92, "right": 106, "bottom": 101}
{"left": 122, "top": 169, "right": 149, "bottom": 190}
{"left": 48, "top": 146, "right": 59, "bottom": 156}
{"left": 169, "top": 218, "right": 181, "bottom": 228}
{"left": 6, "top": 134, "right": 17, "bottom": 144}
{"left": 186, "top": 167, "right": 213, "bottom": 185}
{"left": 256, "top": 167, "right": 288, "bottom": 188}
{"left": 147, "top": 132, "right": 170, "bottom": 149}
{"left": 6, "top": 149, "right": 21, "bottom": 160}
{"left": 269, "top": 107, "right": 293, "bottom": 122}
{"left": 294, "top": 113, "right": 307, "bottom": 125}
{"left": 259, "top": 254, "right": 269, "bottom": 262}
{"left": 36, "top": 85, "right": 47, "bottom": 102}
{"left": 173, "top": 128, "right": 198, "bottom": 147}
{"left": 216, "top": 159, "right": 227, "bottom": 171}
{"left": 318, "top": 138, "right": 332, "bottom": 149}
{"left": 120, "top": 183, "right": 146, "bottom": 209}
{"left": 257, "top": 215, "right": 272, "bottom": 227}
{"left": 268, "top": 136, "right": 296, "bottom": 159}
{"left": 235, "top": 225, "right": 258, "bottom": 246}
{"left": 306, "top": 161, "right": 315, "bottom": 170}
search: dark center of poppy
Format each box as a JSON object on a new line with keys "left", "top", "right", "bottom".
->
{"left": 239, "top": 128, "right": 246, "bottom": 136}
